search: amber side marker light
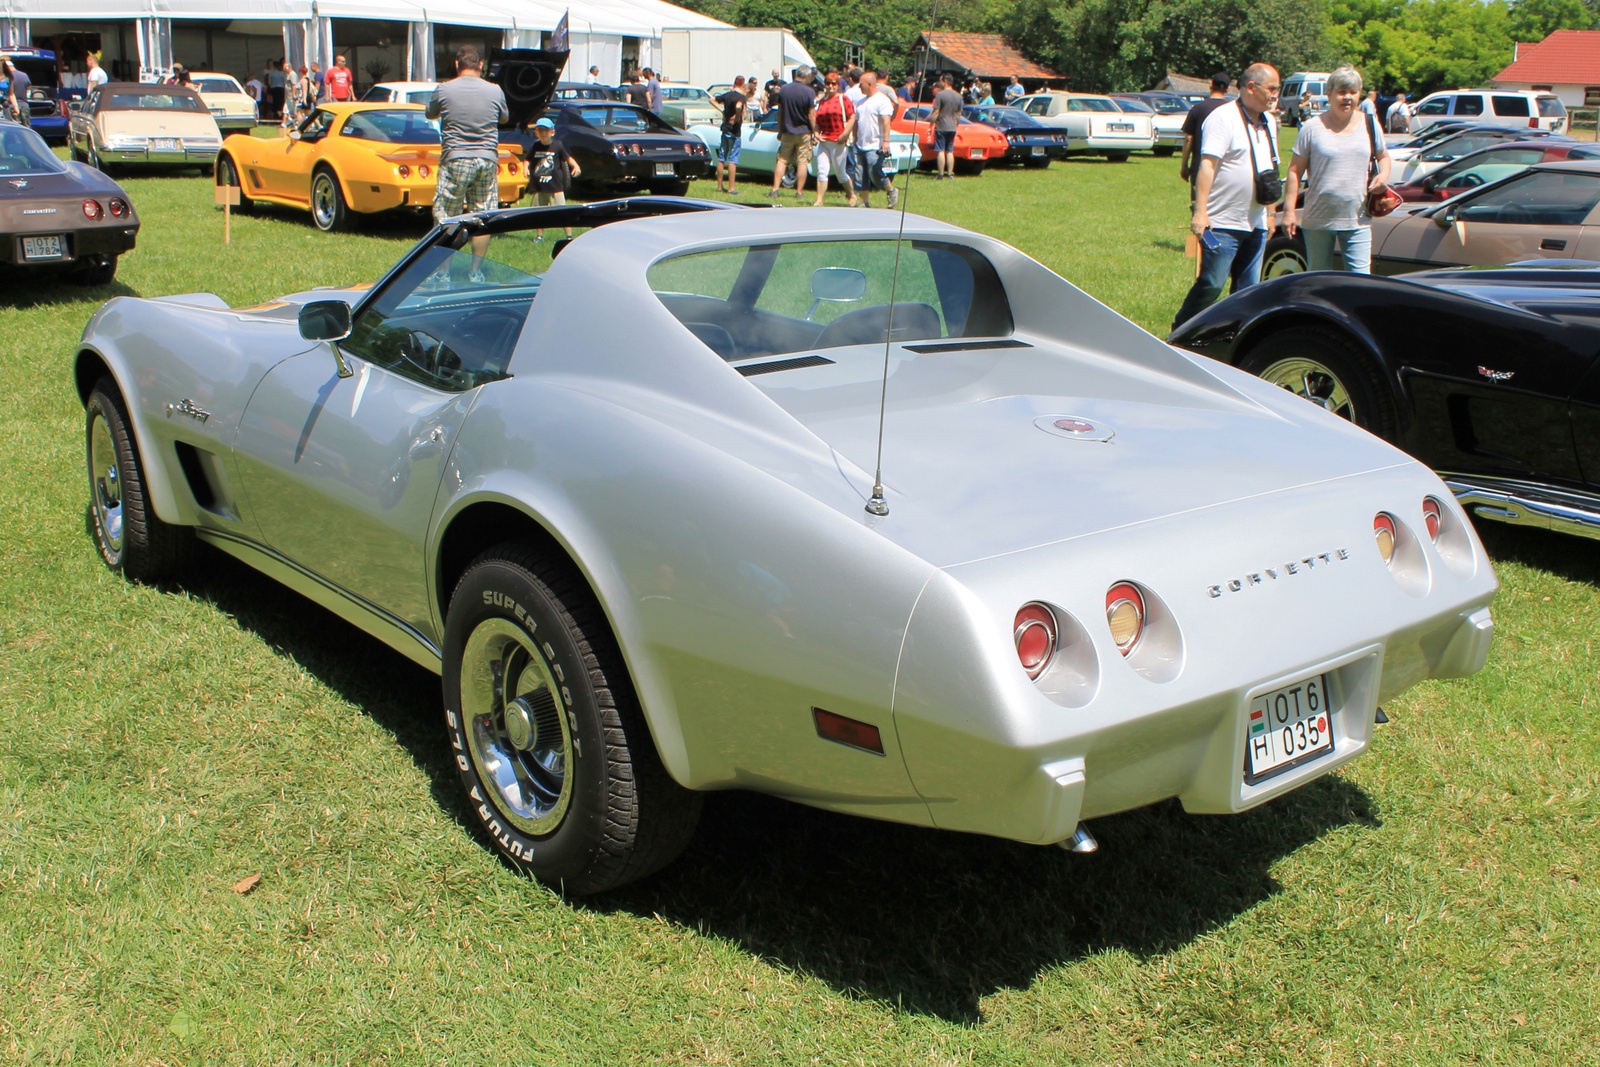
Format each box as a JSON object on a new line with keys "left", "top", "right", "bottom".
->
{"left": 1106, "top": 582, "right": 1145, "bottom": 656}
{"left": 1374, "top": 513, "right": 1397, "bottom": 565}
{"left": 812, "top": 708, "right": 885, "bottom": 755}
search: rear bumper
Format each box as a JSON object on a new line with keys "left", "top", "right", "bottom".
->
{"left": 3, "top": 224, "right": 139, "bottom": 266}
{"left": 101, "top": 146, "right": 220, "bottom": 165}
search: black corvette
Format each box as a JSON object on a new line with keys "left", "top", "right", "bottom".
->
{"left": 1169, "top": 264, "right": 1600, "bottom": 539}
{"left": 962, "top": 105, "right": 1069, "bottom": 166}
{"left": 506, "top": 104, "right": 710, "bottom": 196}
{"left": 0, "top": 118, "right": 138, "bottom": 286}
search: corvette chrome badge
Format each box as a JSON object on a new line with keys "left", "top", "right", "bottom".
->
{"left": 1035, "top": 414, "right": 1114, "bottom": 442}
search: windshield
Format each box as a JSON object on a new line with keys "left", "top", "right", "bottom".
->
{"left": 0, "top": 124, "right": 67, "bottom": 174}
{"left": 193, "top": 78, "right": 242, "bottom": 95}
{"left": 647, "top": 239, "right": 1013, "bottom": 363}
{"left": 340, "top": 109, "right": 441, "bottom": 144}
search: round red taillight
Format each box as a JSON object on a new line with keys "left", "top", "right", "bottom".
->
{"left": 1422, "top": 497, "right": 1442, "bottom": 542}
{"left": 397, "top": 163, "right": 411, "bottom": 178}
{"left": 1014, "top": 603, "right": 1057, "bottom": 679}
{"left": 1106, "top": 582, "right": 1145, "bottom": 656}
{"left": 82, "top": 199, "right": 102, "bottom": 220}
{"left": 1374, "top": 513, "right": 1397, "bottom": 565}
{"left": 418, "top": 163, "right": 431, "bottom": 178}
{"left": 108, "top": 198, "right": 128, "bottom": 218}
{"left": 506, "top": 160, "right": 519, "bottom": 175}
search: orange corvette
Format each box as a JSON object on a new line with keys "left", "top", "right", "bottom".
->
{"left": 217, "top": 103, "right": 528, "bottom": 232}
{"left": 891, "top": 100, "right": 1009, "bottom": 173}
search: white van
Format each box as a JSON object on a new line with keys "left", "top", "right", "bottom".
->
{"left": 1281, "top": 71, "right": 1331, "bottom": 126}
{"left": 1408, "top": 89, "right": 1567, "bottom": 135}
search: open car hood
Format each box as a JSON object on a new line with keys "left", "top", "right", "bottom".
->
{"left": 487, "top": 47, "right": 570, "bottom": 131}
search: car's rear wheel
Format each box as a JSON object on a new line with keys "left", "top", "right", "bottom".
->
{"left": 442, "top": 543, "right": 701, "bottom": 894}
{"left": 217, "top": 154, "right": 255, "bottom": 214}
{"left": 1262, "top": 233, "right": 1308, "bottom": 277}
{"left": 85, "top": 378, "right": 192, "bottom": 582}
{"left": 1240, "top": 327, "right": 1397, "bottom": 440}
{"left": 310, "top": 168, "right": 350, "bottom": 232}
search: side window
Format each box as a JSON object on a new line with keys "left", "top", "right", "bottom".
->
{"left": 1416, "top": 96, "right": 1449, "bottom": 116}
{"left": 1456, "top": 170, "right": 1600, "bottom": 225}
{"left": 300, "top": 109, "right": 335, "bottom": 140}
{"left": 1453, "top": 95, "right": 1483, "bottom": 116}
{"left": 1492, "top": 95, "right": 1530, "bottom": 117}
{"left": 340, "top": 233, "right": 546, "bottom": 391}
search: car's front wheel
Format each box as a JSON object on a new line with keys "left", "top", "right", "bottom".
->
{"left": 217, "top": 154, "right": 255, "bottom": 214}
{"left": 310, "top": 168, "right": 350, "bottom": 232}
{"left": 85, "top": 378, "right": 192, "bottom": 582}
{"left": 442, "top": 544, "right": 701, "bottom": 893}
{"left": 1240, "top": 327, "right": 1396, "bottom": 439}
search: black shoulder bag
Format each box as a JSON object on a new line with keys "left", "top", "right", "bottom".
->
{"left": 1240, "top": 100, "right": 1282, "bottom": 205}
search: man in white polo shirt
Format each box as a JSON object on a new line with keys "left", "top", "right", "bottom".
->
{"left": 1172, "top": 63, "right": 1281, "bottom": 332}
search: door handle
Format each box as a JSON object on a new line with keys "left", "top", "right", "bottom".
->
{"left": 1541, "top": 238, "right": 1566, "bottom": 251}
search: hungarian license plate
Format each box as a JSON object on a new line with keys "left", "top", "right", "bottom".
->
{"left": 152, "top": 137, "right": 180, "bottom": 152}
{"left": 21, "top": 234, "right": 65, "bottom": 260}
{"left": 968, "top": 148, "right": 983, "bottom": 159}
{"left": 654, "top": 162, "right": 675, "bottom": 176}
{"left": 1109, "top": 123, "right": 1134, "bottom": 133}
{"left": 1030, "top": 146, "right": 1045, "bottom": 156}
{"left": 1244, "top": 674, "right": 1334, "bottom": 783}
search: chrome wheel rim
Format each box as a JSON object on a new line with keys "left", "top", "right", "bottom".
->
{"left": 1257, "top": 356, "right": 1356, "bottom": 421}
{"left": 460, "top": 618, "right": 572, "bottom": 835}
{"left": 88, "top": 411, "right": 124, "bottom": 555}
{"left": 311, "top": 175, "right": 336, "bottom": 229}
{"left": 1264, "top": 246, "right": 1307, "bottom": 277}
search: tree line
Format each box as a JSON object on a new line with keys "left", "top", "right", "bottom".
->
{"left": 679, "top": 0, "right": 1600, "bottom": 97}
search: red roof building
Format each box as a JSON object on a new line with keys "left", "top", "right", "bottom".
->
{"left": 910, "top": 32, "right": 1063, "bottom": 89}
{"left": 1492, "top": 29, "right": 1600, "bottom": 107}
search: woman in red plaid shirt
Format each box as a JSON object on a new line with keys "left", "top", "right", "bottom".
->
{"left": 812, "top": 73, "right": 858, "bottom": 207}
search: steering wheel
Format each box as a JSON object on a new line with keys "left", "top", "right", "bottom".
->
{"left": 402, "top": 329, "right": 450, "bottom": 377}
{"left": 1450, "top": 172, "right": 1484, "bottom": 189}
{"left": 445, "top": 308, "right": 527, "bottom": 383}
{"left": 1496, "top": 202, "right": 1534, "bottom": 224}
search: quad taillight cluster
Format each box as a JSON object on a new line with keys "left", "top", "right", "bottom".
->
{"left": 396, "top": 163, "right": 434, "bottom": 179}
{"left": 1374, "top": 497, "right": 1445, "bottom": 568}
{"left": 83, "top": 198, "right": 128, "bottom": 219}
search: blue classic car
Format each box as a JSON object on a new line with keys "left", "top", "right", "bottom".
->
{"left": 3, "top": 47, "right": 72, "bottom": 142}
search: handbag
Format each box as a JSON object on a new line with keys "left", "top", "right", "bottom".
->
{"left": 1365, "top": 113, "right": 1402, "bottom": 217}
{"left": 1240, "top": 100, "right": 1283, "bottom": 205}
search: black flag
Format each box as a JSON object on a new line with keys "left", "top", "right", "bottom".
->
{"left": 551, "top": 10, "right": 569, "bottom": 53}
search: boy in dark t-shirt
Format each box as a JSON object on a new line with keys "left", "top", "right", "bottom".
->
{"left": 526, "top": 117, "right": 581, "bottom": 239}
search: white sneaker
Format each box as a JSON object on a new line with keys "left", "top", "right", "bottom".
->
{"left": 469, "top": 269, "right": 486, "bottom": 284}
{"left": 887, "top": 187, "right": 899, "bottom": 209}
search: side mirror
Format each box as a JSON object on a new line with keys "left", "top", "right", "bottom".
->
{"left": 1419, "top": 176, "right": 1435, "bottom": 191}
{"left": 1433, "top": 207, "right": 1456, "bottom": 229}
{"left": 299, "top": 299, "right": 352, "bottom": 341}
{"left": 289, "top": 129, "right": 302, "bottom": 140}
{"left": 300, "top": 300, "right": 355, "bottom": 378}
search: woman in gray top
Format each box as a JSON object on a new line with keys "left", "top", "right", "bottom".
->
{"left": 1282, "top": 65, "right": 1391, "bottom": 273}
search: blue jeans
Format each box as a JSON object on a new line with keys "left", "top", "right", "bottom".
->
{"left": 1303, "top": 226, "right": 1372, "bottom": 273}
{"left": 717, "top": 131, "right": 741, "bottom": 164}
{"left": 1173, "top": 227, "right": 1266, "bottom": 332}
{"left": 853, "top": 147, "right": 890, "bottom": 191}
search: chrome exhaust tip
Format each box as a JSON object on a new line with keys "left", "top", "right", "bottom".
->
{"left": 1059, "top": 824, "right": 1098, "bottom": 853}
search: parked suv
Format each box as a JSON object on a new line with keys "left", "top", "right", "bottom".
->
{"left": 1408, "top": 89, "right": 1567, "bottom": 135}
{"left": 1281, "top": 71, "right": 1331, "bottom": 126}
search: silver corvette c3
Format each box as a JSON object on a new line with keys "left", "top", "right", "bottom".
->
{"left": 75, "top": 199, "right": 1498, "bottom": 893}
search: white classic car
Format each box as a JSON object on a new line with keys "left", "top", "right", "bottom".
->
{"left": 1015, "top": 91, "right": 1156, "bottom": 160}
{"left": 691, "top": 109, "right": 920, "bottom": 179}
{"left": 75, "top": 199, "right": 1497, "bottom": 893}
{"left": 68, "top": 82, "right": 222, "bottom": 173}
{"left": 188, "top": 71, "right": 259, "bottom": 131}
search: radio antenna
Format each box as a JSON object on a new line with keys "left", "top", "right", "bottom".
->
{"left": 865, "top": 0, "right": 940, "bottom": 518}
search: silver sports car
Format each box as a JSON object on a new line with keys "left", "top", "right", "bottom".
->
{"left": 75, "top": 199, "right": 1498, "bottom": 893}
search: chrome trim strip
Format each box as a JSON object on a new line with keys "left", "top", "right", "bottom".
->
{"left": 195, "top": 527, "right": 443, "bottom": 672}
{"left": 1444, "top": 475, "right": 1600, "bottom": 541}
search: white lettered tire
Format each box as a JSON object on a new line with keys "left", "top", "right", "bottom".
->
{"left": 442, "top": 543, "right": 701, "bottom": 893}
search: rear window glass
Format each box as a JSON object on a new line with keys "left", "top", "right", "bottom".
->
{"left": 0, "top": 124, "right": 66, "bottom": 174}
{"left": 647, "top": 239, "right": 1013, "bottom": 363}
{"left": 193, "top": 78, "right": 242, "bottom": 95}
{"left": 1538, "top": 96, "right": 1566, "bottom": 117}
{"left": 100, "top": 90, "right": 205, "bottom": 111}
{"left": 340, "top": 109, "right": 441, "bottom": 143}
{"left": 1066, "top": 98, "right": 1119, "bottom": 112}
{"left": 1492, "top": 95, "right": 1530, "bottom": 117}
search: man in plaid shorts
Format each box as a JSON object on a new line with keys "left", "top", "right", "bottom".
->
{"left": 426, "top": 46, "right": 509, "bottom": 278}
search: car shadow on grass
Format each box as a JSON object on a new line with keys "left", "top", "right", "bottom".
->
{"left": 162, "top": 543, "right": 1381, "bottom": 1024}
{"left": 594, "top": 778, "right": 1378, "bottom": 1021}
{"left": 3, "top": 275, "right": 137, "bottom": 306}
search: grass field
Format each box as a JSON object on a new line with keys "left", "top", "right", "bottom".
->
{"left": 2, "top": 145, "right": 1598, "bottom": 1066}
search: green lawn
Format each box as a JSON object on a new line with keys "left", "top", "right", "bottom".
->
{"left": 2, "top": 148, "right": 1597, "bottom": 1066}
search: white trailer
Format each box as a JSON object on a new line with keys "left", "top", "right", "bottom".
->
{"left": 660, "top": 27, "right": 817, "bottom": 88}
